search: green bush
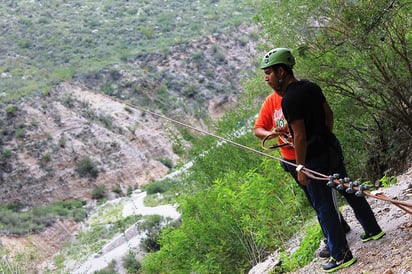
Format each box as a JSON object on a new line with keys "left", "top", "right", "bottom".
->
{"left": 140, "top": 229, "right": 161, "bottom": 253}
{"left": 127, "top": 186, "right": 133, "bottom": 196}
{"left": 75, "top": 156, "right": 98, "bottom": 178}
{"left": 123, "top": 251, "right": 141, "bottom": 273}
{"left": 172, "top": 143, "right": 185, "bottom": 157}
{"left": 15, "top": 127, "right": 25, "bottom": 139}
{"left": 143, "top": 181, "right": 166, "bottom": 195}
{"left": 94, "top": 260, "right": 117, "bottom": 274}
{"left": 192, "top": 50, "right": 204, "bottom": 66}
{"left": 52, "top": 67, "right": 75, "bottom": 81}
{"left": 1, "top": 148, "right": 12, "bottom": 160}
{"left": 39, "top": 152, "right": 51, "bottom": 168}
{"left": 5, "top": 105, "right": 17, "bottom": 118}
{"left": 157, "top": 157, "right": 173, "bottom": 169}
{"left": 61, "top": 93, "right": 75, "bottom": 108}
{"left": 100, "top": 82, "right": 114, "bottom": 96}
{"left": 138, "top": 215, "right": 163, "bottom": 232}
{"left": 141, "top": 168, "right": 310, "bottom": 273}
{"left": 138, "top": 215, "right": 179, "bottom": 253}
{"left": 275, "top": 222, "right": 323, "bottom": 272}
{"left": 92, "top": 185, "right": 106, "bottom": 200}
{"left": 112, "top": 186, "right": 123, "bottom": 195}
{"left": 98, "top": 115, "right": 113, "bottom": 129}
{"left": 58, "top": 134, "right": 66, "bottom": 148}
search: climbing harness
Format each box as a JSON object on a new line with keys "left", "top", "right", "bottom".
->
{"left": 70, "top": 83, "right": 412, "bottom": 215}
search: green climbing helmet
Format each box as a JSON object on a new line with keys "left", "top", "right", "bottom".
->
{"left": 260, "top": 48, "right": 295, "bottom": 69}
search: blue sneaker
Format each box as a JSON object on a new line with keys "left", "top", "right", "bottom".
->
{"left": 323, "top": 253, "right": 357, "bottom": 273}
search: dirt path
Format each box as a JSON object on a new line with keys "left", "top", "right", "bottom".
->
{"left": 67, "top": 191, "right": 180, "bottom": 273}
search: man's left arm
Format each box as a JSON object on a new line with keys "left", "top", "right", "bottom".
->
{"left": 290, "top": 119, "right": 309, "bottom": 185}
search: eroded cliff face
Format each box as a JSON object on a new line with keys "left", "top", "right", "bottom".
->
{"left": 1, "top": 82, "right": 181, "bottom": 206}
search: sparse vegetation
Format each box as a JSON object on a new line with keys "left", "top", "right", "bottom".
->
{"left": 98, "top": 114, "right": 113, "bottom": 130}
{"left": 15, "top": 125, "right": 25, "bottom": 139}
{"left": 0, "top": 200, "right": 86, "bottom": 236}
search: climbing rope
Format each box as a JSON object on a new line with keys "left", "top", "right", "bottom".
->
{"left": 261, "top": 132, "right": 293, "bottom": 150}
{"left": 72, "top": 83, "right": 412, "bottom": 215}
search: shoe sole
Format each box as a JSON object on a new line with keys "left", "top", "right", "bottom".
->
{"left": 324, "top": 257, "right": 357, "bottom": 273}
{"left": 361, "top": 231, "right": 385, "bottom": 243}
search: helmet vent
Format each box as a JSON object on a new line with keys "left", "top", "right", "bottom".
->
{"left": 263, "top": 50, "right": 277, "bottom": 64}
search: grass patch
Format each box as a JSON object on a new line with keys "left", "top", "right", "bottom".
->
{"left": 0, "top": 200, "right": 86, "bottom": 236}
{"left": 143, "top": 192, "right": 178, "bottom": 207}
{"left": 142, "top": 178, "right": 180, "bottom": 207}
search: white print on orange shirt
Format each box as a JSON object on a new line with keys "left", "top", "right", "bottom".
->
{"left": 273, "top": 109, "right": 287, "bottom": 130}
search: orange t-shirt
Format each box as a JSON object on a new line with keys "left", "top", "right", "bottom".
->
{"left": 254, "top": 92, "right": 296, "bottom": 160}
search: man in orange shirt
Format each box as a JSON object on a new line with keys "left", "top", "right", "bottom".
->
{"left": 254, "top": 90, "right": 350, "bottom": 258}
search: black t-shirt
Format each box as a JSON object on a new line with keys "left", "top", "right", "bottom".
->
{"left": 282, "top": 80, "right": 331, "bottom": 158}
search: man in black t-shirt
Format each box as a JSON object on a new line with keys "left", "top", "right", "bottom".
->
{"left": 259, "top": 48, "right": 385, "bottom": 273}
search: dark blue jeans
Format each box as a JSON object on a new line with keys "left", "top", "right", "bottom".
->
{"left": 303, "top": 135, "right": 382, "bottom": 260}
{"left": 280, "top": 159, "right": 349, "bottom": 241}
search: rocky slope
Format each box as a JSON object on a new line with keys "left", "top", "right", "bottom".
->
{"left": 1, "top": 82, "right": 174, "bottom": 205}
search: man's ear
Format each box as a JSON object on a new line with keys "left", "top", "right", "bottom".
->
{"left": 277, "top": 66, "right": 287, "bottom": 78}
{"left": 273, "top": 66, "right": 284, "bottom": 79}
